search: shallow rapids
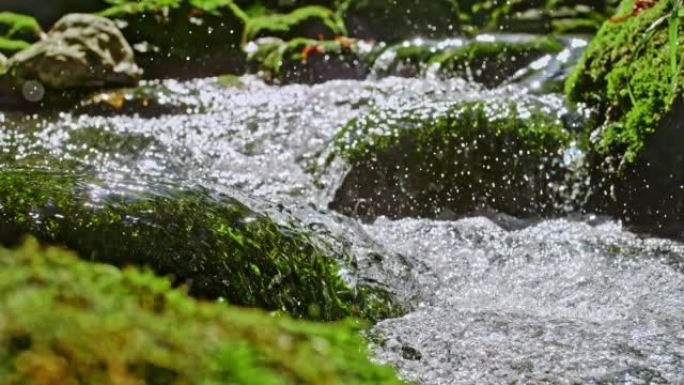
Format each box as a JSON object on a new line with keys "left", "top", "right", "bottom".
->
{"left": 1, "top": 35, "right": 683, "bottom": 384}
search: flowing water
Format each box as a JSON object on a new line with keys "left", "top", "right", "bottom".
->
{"left": 1, "top": 35, "right": 683, "bottom": 384}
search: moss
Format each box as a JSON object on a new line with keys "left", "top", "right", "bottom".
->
{"left": 330, "top": 98, "right": 574, "bottom": 219}
{"left": 0, "top": 239, "right": 407, "bottom": 385}
{"left": 0, "top": 170, "right": 400, "bottom": 321}
{"left": 460, "top": 0, "right": 615, "bottom": 34}
{"left": 243, "top": 5, "right": 346, "bottom": 43}
{"left": 0, "top": 12, "right": 42, "bottom": 55}
{"left": 246, "top": 37, "right": 364, "bottom": 83}
{"left": 99, "top": 0, "right": 248, "bottom": 79}
{"left": 340, "top": 0, "right": 461, "bottom": 43}
{"left": 565, "top": 0, "right": 680, "bottom": 164}
{"left": 367, "top": 36, "right": 563, "bottom": 86}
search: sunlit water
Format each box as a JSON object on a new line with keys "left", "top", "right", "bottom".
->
{"left": 1, "top": 36, "right": 683, "bottom": 384}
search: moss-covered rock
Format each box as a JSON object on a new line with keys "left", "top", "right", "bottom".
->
{"left": 0, "top": 12, "right": 43, "bottom": 56}
{"left": 340, "top": 0, "right": 461, "bottom": 43}
{"left": 566, "top": 0, "right": 684, "bottom": 237}
{"left": 0, "top": 239, "right": 406, "bottom": 385}
{"left": 100, "top": 0, "right": 248, "bottom": 79}
{"left": 0, "top": 170, "right": 399, "bottom": 321}
{"left": 244, "top": 5, "right": 346, "bottom": 42}
{"left": 246, "top": 37, "right": 366, "bottom": 83}
{"left": 329, "top": 96, "right": 576, "bottom": 220}
{"left": 7, "top": 14, "right": 141, "bottom": 89}
{"left": 370, "top": 36, "right": 564, "bottom": 87}
{"left": 460, "top": 0, "right": 616, "bottom": 35}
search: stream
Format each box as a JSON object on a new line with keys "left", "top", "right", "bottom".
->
{"left": 2, "top": 34, "right": 683, "bottom": 384}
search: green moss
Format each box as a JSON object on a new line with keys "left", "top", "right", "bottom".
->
{"left": 0, "top": 170, "right": 400, "bottom": 321}
{"left": 246, "top": 37, "right": 360, "bottom": 83}
{"left": 0, "top": 239, "right": 406, "bottom": 385}
{"left": 99, "top": 0, "right": 248, "bottom": 78}
{"left": 436, "top": 37, "right": 563, "bottom": 86}
{"left": 331, "top": 98, "right": 574, "bottom": 219}
{"left": 368, "top": 37, "right": 563, "bottom": 84}
{"left": 459, "top": 0, "right": 615, "bottom": 34}
{"left": 0, "top": 12, "right": 42, "bottom": 55}
{"left": 566, "top": 0, "right": 680, "bottom": 164}
{"left": 243, "top": 5, "right": 346, "bottom": 43}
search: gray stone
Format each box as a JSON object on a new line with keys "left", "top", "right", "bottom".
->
{"left": 8, "top": 13, "right": 141, "bottom": 89}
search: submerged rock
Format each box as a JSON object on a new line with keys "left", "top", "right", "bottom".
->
{"left": 100, "top": 0, "right": 247, "bottom": 79}
{"left": 340, "top": 0, "right": 461, "bottom": 43}
{"left": 329, "top": 94, "right": 578, "bottom": 220}
{"left": 0, "top": 170, "right": 400, "bottom": 321}
{"left": 566, "top": 0, "right": 684, "bottom": 237}
{"left": 0, "top": 239, "right": 406, "bottom": 385}
{"left": 7, "top": 14, "right": 141, "bottom": 89}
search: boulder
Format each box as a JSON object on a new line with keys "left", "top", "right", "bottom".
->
{"left": 369, "top": 36, "right": 564, "bottom": 88}
{"left": 340, "top": 0, "right": 461, "bottom": 43}
{"left": 0, "top": 170, "right": 400, "bottom": 321}
{"left": 0, "top": 239, "right": 405, "bottom": 385}
{"left": 8, "top": 13, "right": 141, "bottom": 89}
{"left": 566, "top": 0, "right": 684, "bottom": 237}
{"left": 329, "top": 95, "right": 578, "bottom": 221}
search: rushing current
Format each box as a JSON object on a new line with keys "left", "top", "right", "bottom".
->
{"left": 2, "top": 35, "right": 683, "bottom": 384}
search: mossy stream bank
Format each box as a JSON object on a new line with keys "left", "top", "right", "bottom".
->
{"left": 1, "top": 0, "right": 684, "bottom": 384}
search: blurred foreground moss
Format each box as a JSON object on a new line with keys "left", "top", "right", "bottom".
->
{"left": 0, "top": 239, "right": 406, "bottom": 385}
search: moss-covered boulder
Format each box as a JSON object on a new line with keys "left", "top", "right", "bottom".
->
{"left": 369, "top": 36, "right": 564, "bottom": 87}
{"left": 7, "top": 14, "right": 141, "bottom": 89}
{"left": 0, "top": 170, "right": 399, "bottom": 321}
{"left": 340, "top": 0, "right": 461, "bottom": 43}
{"left": 244, "top": 5, "right": 346, "bottom": 42}
{"left": 0, "top": 12, "right": 43, "bottom": 56}
{"left": 100, "top": 0, "right": 248, "bottom": 79}
{"left": 0, "top": 239, "right": 406, "bottom": 385}
{"left": 566, "top": 0, "right": 684, "bottom": 237}
{"left": 329, "top": 96, "right": 577, "bottom": 220}
{"left": 246, "top": 37, "right": 366, "bottom": 83}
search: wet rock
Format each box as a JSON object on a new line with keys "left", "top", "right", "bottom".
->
{"left": 0, "top": 170, "right": 400, "bottom": 321}
{"left": 7, "top": 14, "right": 141, "bottom": 89}
{"left": 330, "top": 94, "right": 577, "bottom": 221}
{"left": 566, "top": 0, "right": 684, "bottom": 237}
{"left": 246, "top": 37, "right": 367, "bottom": 84}
{"left": 370, "top": 36, "right": 564, "bottom": 88}
{"left": 244, "top": 5, "right": 346, "bottom": 41}
{"left": 100, "top": 0, "right": 247, "bottom": 79}
{"left": 0, "top": 12, "right": 43, "bottom": 56}
{"left": 341, "top": 0, "right": 461, "bottom": 43}
{"left": 0, "top": 239, "right": 405, "bottom": 385}
{"left": 460, "top": 0, "right": 617, "bottom": 34}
